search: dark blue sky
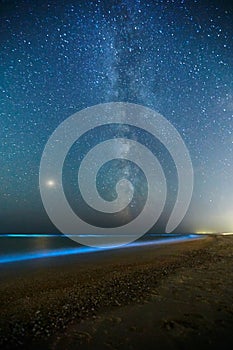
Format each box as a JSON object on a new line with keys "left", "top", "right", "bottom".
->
{"left": 1, "top": 0, "right": 232, "bottom": 234}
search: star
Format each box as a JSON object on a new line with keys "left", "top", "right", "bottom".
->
{"left": 46, "top": 180, "right": 56, "bottom": 188}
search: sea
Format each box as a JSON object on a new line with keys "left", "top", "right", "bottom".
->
{"left": 0, "top": 233, "right": 201, "bottom": 265}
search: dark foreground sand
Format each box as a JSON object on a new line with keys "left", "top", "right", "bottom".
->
{"left": 0, "top": 235, "right": 232, "bottom": 349}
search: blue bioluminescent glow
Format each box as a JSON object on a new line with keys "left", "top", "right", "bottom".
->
{"left": 0, "top": 233, "right": 199, "bottom": 238}
{"left": 0, "top": 235, "right": 203, "bottom": 264}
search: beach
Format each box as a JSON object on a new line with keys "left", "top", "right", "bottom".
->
{"left": 0, "top": 235, "right": 232, "bottom": 349}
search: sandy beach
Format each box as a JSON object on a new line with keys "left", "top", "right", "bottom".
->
{"left": 0, "top": 235, "right": 232, "bottom": 349}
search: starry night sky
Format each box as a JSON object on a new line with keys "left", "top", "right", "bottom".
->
{"left": 1, "top": 0, "right": 232, "bottom": 234}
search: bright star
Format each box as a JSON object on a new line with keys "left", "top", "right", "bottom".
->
{"left": 46, "top": 179, "right": 56, "bottom": 188}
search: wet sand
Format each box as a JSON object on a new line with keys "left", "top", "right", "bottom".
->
{"left": 0, "top": 235, "right": 232, "bottom": 349}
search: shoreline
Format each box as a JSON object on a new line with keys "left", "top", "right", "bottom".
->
{"left": 0, "top": 235, "right": 232, "bottom": 349}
